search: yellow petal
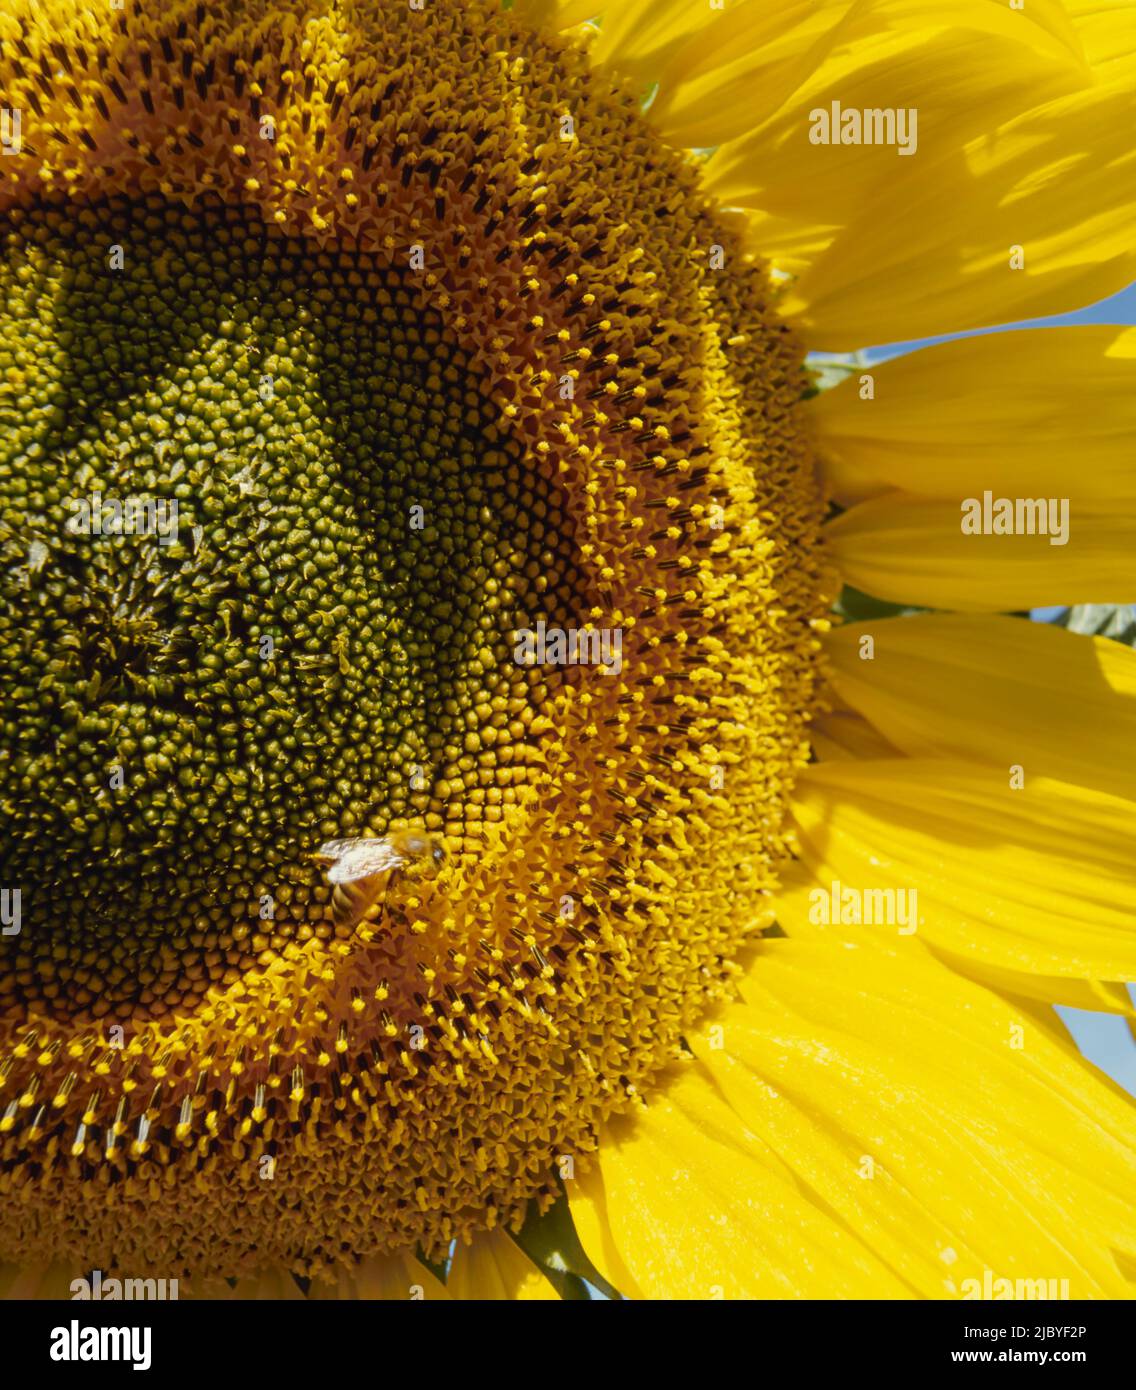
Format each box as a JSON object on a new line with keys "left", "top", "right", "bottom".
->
{"left": 564, "top": 1162, "right": 647, "bottom": 1300}
{"left": 824, "top": 492, "right": 1134, "bottom": 611}
{"left": 722, "top": 205, "right": 841, "bottom": 278}
{"left": 688, "top": 938, "right": 1136, "bottom": 1296}
{"left": 300, "top": 1254, "right": 449, "bottom": 1300}
{"left": 774, "top": 859, "right": 1135, "bottom": 1015}
{"left": 0, "top": 1262, "right": 76, "bottom": 1299}
{"left": 808, "top": 327, "right": 1136, "bottom": 507}
{"left": 809, "top": 707, "right": 901, "bottom": 762}
{"left": 789, "top": 758, "right": 1136, "bottom": 994}
{"left": 825, "top": 615, "right": 1136, "bottom": 800}
{"left": 447, "top": 1228, "right": 559, "bottom": 1300}
{"left": 356, "top": 1254, "right": 451, "bottom": 1301}
{"left": 706, "top": 0, "right": 1089, "bottom": 236}
{"left": 781, "top": 78, "right": 1136, "bottom": 349}
{"left": 533, "top": 0, "right": 599, "bottom": 29}
{"left": 1066, "top": 0, "right": 1136, "bottom": 71}
{"left": 210, "top": 1268, "right": 309, "bottom": 1300}
{"left": 643, "top": 0, "right": 861, "bottom": 149}
{"left": 585, "top": 0, "right": 720, "bottom": 82}
{"left": 566, "top": 1057, "right": 908, "bottom": 1298}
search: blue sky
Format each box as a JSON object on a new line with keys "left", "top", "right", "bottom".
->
{"left": 862, "top": 280, "right": 1136, "bottom": 361}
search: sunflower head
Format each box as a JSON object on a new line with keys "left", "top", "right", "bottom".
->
{"left": 0, "top": 0, "right": 826, "bottom": 1284}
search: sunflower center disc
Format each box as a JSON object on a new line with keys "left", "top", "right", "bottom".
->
{"left": 1, "top": 194, "right": 586, "bottom": 1021}
{"left": 0, "top": 0, "right": 827, "bottom": 1282}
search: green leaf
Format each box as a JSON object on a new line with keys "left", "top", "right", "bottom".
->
{"left": 1052, "top": 604, "right": 1136, "bottom": 645}
{"left": 831, "top": 585, "right": 928, "bottom": 623}
{"left": 511, "top": 1184, "right": 623, "bottom": 1301}
{"left": 415, "top": 1243, "right": 450, "bottom": 1286}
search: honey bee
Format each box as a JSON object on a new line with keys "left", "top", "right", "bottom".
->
{"left": 314, "top": 827, "right": 446, "bottom": 930}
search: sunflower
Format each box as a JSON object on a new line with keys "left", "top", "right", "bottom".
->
{"left": 1, "top": 0, "right": 1134, "bottom": 1301}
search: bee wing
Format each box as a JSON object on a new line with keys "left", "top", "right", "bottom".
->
{"left": 316, "top": 838, "right": 365, "bottom": 861}
{"left": 320, "top": 838, "right": 407, "bottom": 884}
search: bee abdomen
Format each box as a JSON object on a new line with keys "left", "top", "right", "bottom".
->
{"left": 330, "top": 879, "right": 385, "bottom": 930}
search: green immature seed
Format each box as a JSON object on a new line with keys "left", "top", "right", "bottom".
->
{"left": 0, "top": 193, "right": 588, "bottom": 1020}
